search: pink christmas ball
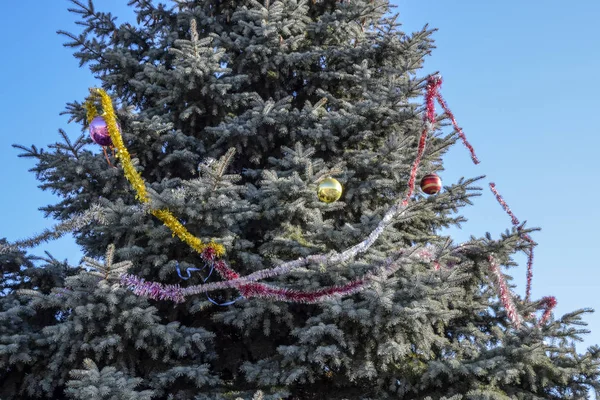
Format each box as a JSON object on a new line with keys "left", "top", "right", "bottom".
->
{"left": 89, "top": 116, "right": 117, "bottom": 146}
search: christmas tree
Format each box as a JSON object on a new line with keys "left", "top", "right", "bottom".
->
{"left": 2, "top": 0, "right": 600, "bottom": 399}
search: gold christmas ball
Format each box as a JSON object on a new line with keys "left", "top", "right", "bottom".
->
{"left": 317, "top": 177, "right": 343, "bottom": 203}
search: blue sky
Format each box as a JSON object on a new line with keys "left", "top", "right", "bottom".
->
{"left": 1, "top": 0, "right": 599, "bottom": 351}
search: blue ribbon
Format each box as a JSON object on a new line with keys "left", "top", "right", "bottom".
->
{"left": 176, "top": 261, "right": 204, "bottom": 280}
{"left": 202, "top": 262, "right": 243, "bottom": 306}
{"left": 203, "top": 263, "right": 215, "bottom": 283}
{"left": 206, "top": 295, "right": 243, "bottom": 306}
{"left": 175, "top": 261, "right": 242, "bottom": 306}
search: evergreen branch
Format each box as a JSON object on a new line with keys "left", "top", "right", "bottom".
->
{"left": 189, "top": 19, "right": 199, "bottom": 57}
{"left": 310, "top": 97, "right": 328, "bottom": 115}
{"left": 105, "top": 244, "right": 115, "bottom": 268}
{"left": 0, "top": 204, "right": 106, "bottom": 254}
{"left": 313, "top": 166, "right": 344, "bottom": 184}
{"left": 305, "top": 160, "right": 313, "bottom": 179}
{"left": 82, "top": 244, "right": 133, "bottom": 281}
{"left": 57, "top": 30, "right": 105, "bottom": 64}
{"left": 215, "top": 148, "right": 237, "bottom": 182}
{"left": 80, "top": 271, "right": 106, "bottom": 279}
{"left": 82, "top": 358, "right": 98, "bottom": 371}
{"left": 12, "top": 143, "right": 43, "bottom": 159}
{"left": 243, "top": 89, "right": 455, "bottom": 279}
{"left": 15, "top": 289, "right": 46, "bottom": 299}
{"left": 49, "top": 130, "right": 86, "bottom": 160}
{"left": 66, "top": 0, "right": 94, "bottom": 17}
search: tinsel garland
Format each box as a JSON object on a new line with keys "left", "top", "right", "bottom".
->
{"left": 435, "top": 88, "right": 480, "bottom": 165}
{"left": 488, "top": 255, "right": 522, "bottom": 328}
{"left": 537, "top": 296, "right": 558, "bottom": 326}
{"left": 120, "top": 274, "right": 185, "bottom": 303}
{"left": 90, "top": 77, "right": 556, "bottom": 327}
{"left": 402, "top": 76, "right": 440, "bottom": 206}
{"left": 489, "top": 182, "right": 536, "bottom": 301}
{"left": 122, "top": 248, "right": 414, "bottom": 303}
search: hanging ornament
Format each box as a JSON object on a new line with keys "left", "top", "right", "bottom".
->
{"left": 420, "top": 174, "right": 442, "bottom": 195}
{"left": 317, "top": 177, "right": 343, "bottom": 203}
{"left": 89, "top": 115, "right": 114, "bottom": 146}
{"left": 89, "top": 115, "right": 119, "bottom": 167}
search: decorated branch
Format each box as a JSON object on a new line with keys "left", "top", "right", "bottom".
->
{"left": 85, "top": 88, "right": 226, "bottom": 257}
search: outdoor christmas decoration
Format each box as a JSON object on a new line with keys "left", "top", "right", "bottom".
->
{"left": 85, "top": 88, "right": 226, "bottom": 258}
{"left": 89, "top": 115, "right": 113, "bottom": 146}
{"left": 2, "top": 3, "right": 597, "bottom": 399}
{"left": 420, "top": 173, "right": 442, "bottom": 195}
{"left": 4, "top": 80, "right": 558, "bottom": 322}
{"left": 88, "top": 114, "right": 118, "bottom": 166}
{"left": 317, "top": 177, "right": 343, "bottom": 203}
{"left": 83, "top": 82, "right": 553, "bottom": 320}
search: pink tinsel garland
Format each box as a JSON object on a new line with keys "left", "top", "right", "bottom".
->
{"left": 488, "top": 255, "right": 522, "bottom": 328}
{"left": 489, "top": 182, "right": 537, "bottom": 302}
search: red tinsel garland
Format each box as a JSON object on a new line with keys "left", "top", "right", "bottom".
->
{"left": 402, "top": 75, "right": 441, "bottom": 206}
{"left": 435, "top": 89, "right": 480, "bottom": 165}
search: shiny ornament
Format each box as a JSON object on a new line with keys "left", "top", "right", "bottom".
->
{"left": 318, "top": 177, "right": 343, "bottom": 203}
{"left": 420, "top": 174, "right": 442, "bottom": 195}
{"left": 89, "top": 115, "right": 116, "bottom": 146}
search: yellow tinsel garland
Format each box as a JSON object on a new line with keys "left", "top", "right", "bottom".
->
{"left": 85, "top": 88, "right": 225, "bottom": 257}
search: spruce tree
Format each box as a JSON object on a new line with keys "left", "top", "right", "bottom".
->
{"left": 1, "top": 0, "right": 600, "bottom": 399}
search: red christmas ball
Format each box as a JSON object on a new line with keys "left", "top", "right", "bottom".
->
{"left": 420, "top": 174, "right": 442, "bottom": 195}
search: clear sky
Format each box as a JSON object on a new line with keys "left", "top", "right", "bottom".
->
{"left": 1, "top": 1, "right": 599, "bottom": 351}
